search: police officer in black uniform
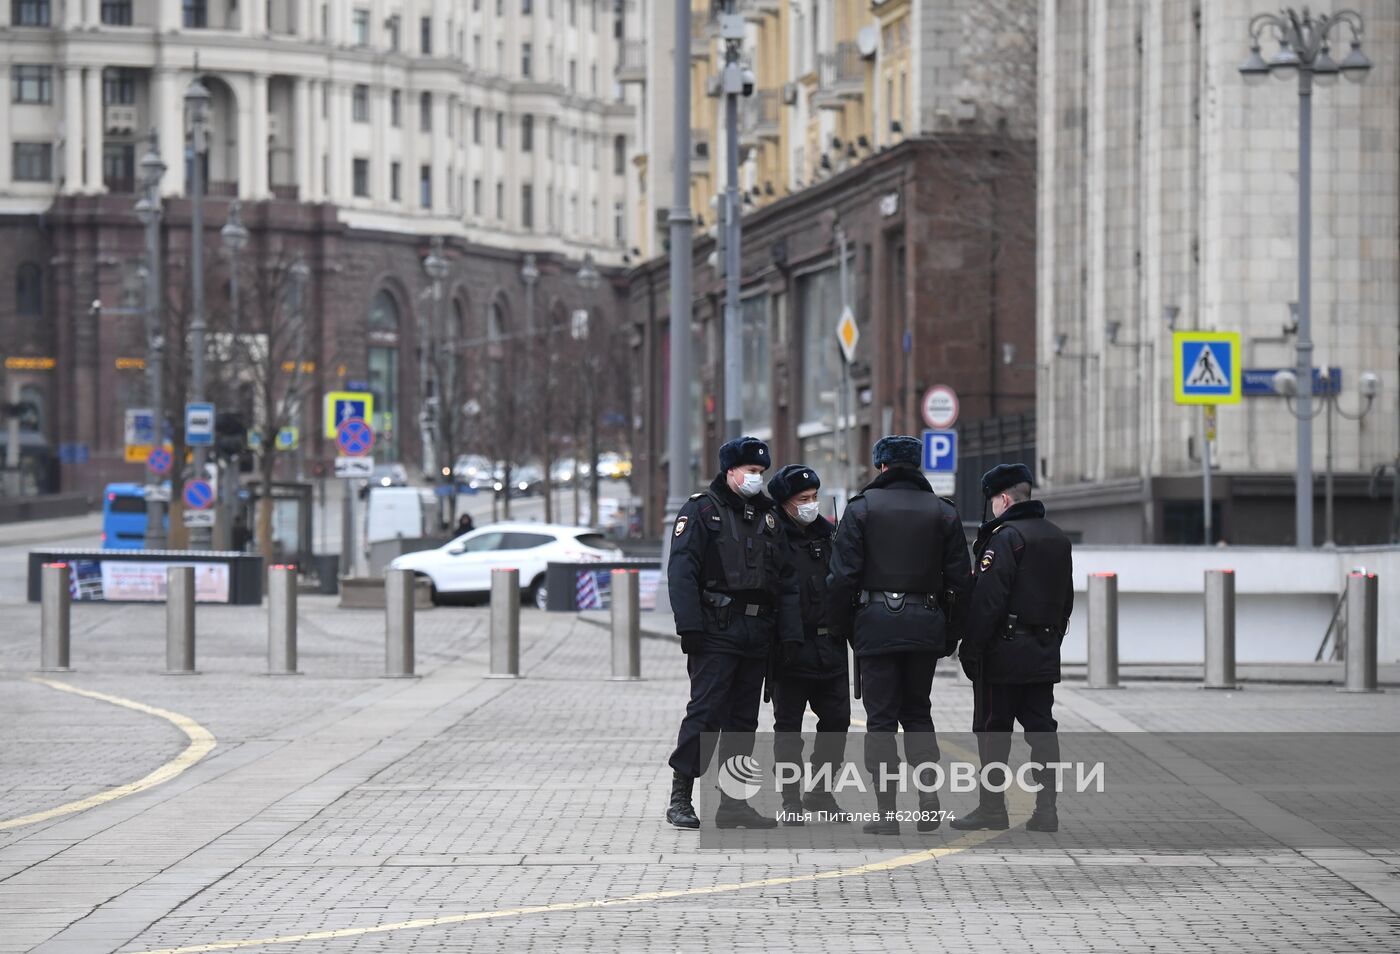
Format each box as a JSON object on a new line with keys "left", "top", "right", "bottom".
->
{"left": 767, "top": 464, "right": 848, "bottom": 823}
{"left": 665, "top": 436, "right": 801, "bottom": 831}
{"left": 826, "top": 436, "right": 972, "bottom": 835}
{"left": 952, "top": 463, "right": 1074, "bottom": 833}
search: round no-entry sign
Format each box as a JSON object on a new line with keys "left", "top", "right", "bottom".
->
{"left": 921, "top": 385, "right": 959, "bottom": 430}
{"left": 336, "top": 417, "right": 375, "bottom": 457}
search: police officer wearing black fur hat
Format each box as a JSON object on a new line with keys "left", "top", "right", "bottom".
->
{"left": 767, "top": 464, "right": 848, "bottom": 824}
{"left": 826, "top": 435, "right": 972, "bottom": 836}
{"left": 952, "top": 463, "right": 1074, "bottom": 834}
{"left": 665, "top": 436, "right": 801, "bottom": 831}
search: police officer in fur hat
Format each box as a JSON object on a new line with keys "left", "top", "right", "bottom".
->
{"left": 766, "top": 464, "right": 847, "bottom": 824}
{"left": 952, "top": 463, "right": 1074, "bottom": 834}
{"left": 826, "top": 435, "right": 972, "bottom": 836}
{"left": 665, "top": 436, "right": 801, "bottom": 831}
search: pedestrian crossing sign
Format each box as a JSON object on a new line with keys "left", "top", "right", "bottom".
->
{"left": 1174, "top": 331, "right": 1241, "bottom": 405}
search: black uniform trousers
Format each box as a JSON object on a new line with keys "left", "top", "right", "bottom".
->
{"left": 972, "top": 678, "right": 1060, "bottom": 808}
{"left": 860, "top": 652, "right": 941, "bottom": 790}
{"left": 771, "top": 673, "right": 850, "bottom": 788}
{"left": 668, "top": 651, "right": 767, "bottom": 780}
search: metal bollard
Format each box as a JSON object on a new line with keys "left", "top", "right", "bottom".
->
{"left": 488, "top": 568, "right": 521, "bottom": 678}
{"left": 1203, "top": 569, "right": 1239, "bottom": 689}
{"left": 1340, "top": 572, "right": 1380, "bottom": 693}
{"left": 164, "top": 566, "right": 197, "bottom": 675}
{"left": 384, "top": 568, "right": 416, "bottom": 678}
{"left": 610, "top": 569, "right": 642, "bottom": 681}
{"left": 267, "top": 564, "right": 301, "bottom": 675}
{"left": 1086, "top": 573, "right": 1121, "bottom": 689}
{"left": 39, "top": 562, "right": 73, "bottom": 672}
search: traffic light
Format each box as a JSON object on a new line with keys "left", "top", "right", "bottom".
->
{"left": 215, "top": 412, "right": 246, "bottom": 459}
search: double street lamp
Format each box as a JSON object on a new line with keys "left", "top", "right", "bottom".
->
{"left": 423, "top": 238, "right": 452, "bottom": 525}
{"left": 135, "top": 129, "right": 167, "bottom": 548}
{"left": 1239, "top": 7, "right": 1371, "bottom": 548}
{"left": 576, "top": 253, "right": 601, "bottom": 528}
{"left": 185, "top": 74, "right": 213, "bottom": 545}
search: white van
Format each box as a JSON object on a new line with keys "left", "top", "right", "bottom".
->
{"left": 364, "top": 486, "right": 428, "bottom": 551}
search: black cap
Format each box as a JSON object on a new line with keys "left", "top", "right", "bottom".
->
{"left": 872, "top": 435, "right": 922, "bottom": 469}
{"left": 718, "top": 436, "right": 772, "bottom": 472}
{"left": 981, "top": 463, "right": 1034, "bottom": 500}
{"left": 767, "top": 464, "right": 820, "bottom": 504}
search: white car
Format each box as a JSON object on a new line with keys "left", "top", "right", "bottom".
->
{"left": 389, "top": 522, "right": 622, "bottom": 608}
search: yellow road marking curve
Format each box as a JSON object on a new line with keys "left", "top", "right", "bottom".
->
{"left": 0, "top": 677, "right": 216, "bottom": 832}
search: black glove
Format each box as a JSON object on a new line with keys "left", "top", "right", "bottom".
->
{"left": 960, "top": 652, "right": 981, "bottom": 682}
{"left": 680, "top": 632, "right": 705, "bottom": 654}
{"left": 781, "top": 641, "right": 802, "bottom": 667}
{"left": 941, "top": 638, "right": 961, "bottom": 659}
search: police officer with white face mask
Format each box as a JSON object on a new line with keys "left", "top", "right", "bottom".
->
{"left": 767, "top": 464, "right": 848, "bottom": 824}
{"left": 665, "top": 437, "right": 802, "bottom": 831}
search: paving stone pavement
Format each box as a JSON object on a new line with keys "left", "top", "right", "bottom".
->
{"left": 0, "top": 601, "right": 1397, "bottom": 953}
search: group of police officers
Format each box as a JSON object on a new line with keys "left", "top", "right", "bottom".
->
{"left": 665, "top": 434, "right": 1074, "bottom": 835}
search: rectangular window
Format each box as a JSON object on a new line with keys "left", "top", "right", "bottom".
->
{"left": 419, "top": 92, "right": 432, "bottom": 131}
{"left": 103, "top": 68, "right": 136, "bottom": 105}
{"left": 12, "top": 1, "right": 51, "bottom": 26}
{"left": 568, "top": 0, "right": 576, "bottom": 26}
{"left": 472, "top": 107, "right": 481, "bottom": 144}
{"left": 495, "top": 111, "right": 504, "bottom": 149}
{"left": 472, "top": 34, "right": 482, "bottom": 66}
{"left": 420, "top": 16, "right": 432, "bottom": 55}
{"left": 522, "top": 0, "right": 532, "bottom": 12}
{"left": 614, "top": 201, "right": 624, "bottom": 244}
{"left": 390, "top": 90, "right": 401, "bottom": 127}
{"left": 798, "top": 265, "right": 845, "bottom": 425}
{"left": 352, "top": 84, "right": 369, "bottom": 122}
{"left": 11, "top": 65, "right": 52, "bottom": 104}
{"left": 182, "top": 0, "right": 206, "bottom": 28}
{"left": 590, "top": 63, "right": 597, "bottom": 95}
{"left": 568, "top": 59, "right": 576, "bottom": 91}
{"left": 391, "top": 161, "right": 401, "bottom": 201}
{"left": 100, "top": 1, "right": 132, "bottom": 25}
{"left": 419, "top": 164, "right": 431, "bottom": 208}
{"left": 387, "top": 14, "right": 400, "bottom": 50}
{"left": 12, "top": 142, "right": 52, "bottom": 181}
{"left": 102, "top": 142, "right": 135, "bottom": 190}
{"left": 352, "top": 8, "right": 370, "bottom": 46}
{"left": 496, "top": 181, "right": 504, "bottom": 220}
{"left": 521, "top": 41, "right": 532, "bottom": 78}
{"left": 521, "top": 184, "right": 533, "bottom": 229}
{"left": 472, "top": 177, "right": 481, "bottom": 215}
{"left": 352, "top": 158, "right": 370, "bottom": 197}
{"left": 613, "top": 135, "right": 625, "bottom": 175}
{"left": 521, "top": 115, "right": 533, "bottom": 152}
{"left": 741, "top": 294, "right": 772, "bottom": 431}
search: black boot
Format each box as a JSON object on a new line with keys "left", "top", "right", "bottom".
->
{"left": 1026, "top": 805, "right": 1059, "bottom": 832}
{"left": 780, "top": 783, "right": 806, "bottom": 826}
{"left": 803, "top": 785, "right": 844, "bottom": 818}
{"left": 715, "top": 793, "right": 778, "bottom": 829}
{"left": 666, "top": 772, "right": 700, "bottom": 830}
{"left": 862, "top": 789, "right": 900, "bottom": 835}
{"left": 917, "top": 790, "right": 942, "bottom": 833}
{"left": 950, "top": 798, "right": 1009, "bottom": 831}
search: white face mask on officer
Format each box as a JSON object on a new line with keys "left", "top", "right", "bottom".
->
{"left": 736, "top": 472, "right": 764, "bottom": 498}
{"left": 794, "top": 502, "right": 821, "bottom": 525}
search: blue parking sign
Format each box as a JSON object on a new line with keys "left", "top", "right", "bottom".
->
{"left": 922, "top": 430, "right": 957, "bottom": 473}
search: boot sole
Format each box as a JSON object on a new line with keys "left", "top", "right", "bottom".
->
{"left": 715, "top": 821, "right": 779, "bottom": 829}
{"left": 1026, "top": 822, "right": 1059, "bottom": 832}
{"left": 949, "top": 819, "right": 1009, "bottom": 831}
{"left": 667, "top": 818, "right": 700, "bottom": 831}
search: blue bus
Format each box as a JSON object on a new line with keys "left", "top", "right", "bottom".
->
{"left": 102, "top": 483, "right": 153, "bottom": 549}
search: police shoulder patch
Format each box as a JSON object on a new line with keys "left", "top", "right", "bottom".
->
{"left": 979, "top": 550, "right": 996, "bottom": 572}
{"left": 764, "top": 512, "right": 776, "bottom": 531}
{"left": 674, "top": 516, "right": 688, "bottom": 537}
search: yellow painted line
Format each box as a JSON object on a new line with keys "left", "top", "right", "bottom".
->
{"left": 128, "top": 739, "right": 1028, "bottom": 954}
{"left": 0, "top": 678, "right": 216, "bottom": 832}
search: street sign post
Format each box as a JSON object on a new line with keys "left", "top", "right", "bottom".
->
{"left": 922, "top": 429, "right": 957, "bottom": 496}
{"left": 185, "top": 402, "right": 215, "bottom": 446}
{"left": 324, "top": 391, "right": 375, "bottom": 439}
{"left": 334, "top": 416, "right": 375, "bottom": 580}
{"left": 921, "top": 385, "right": 960, "bottom": 430}
{"left": 146, "top": 446, "right": 173, "bottom": 477}
{"left": 1173, "top": 331, "right": 1241, "bottom": 545}
{"left": 183, "top": 479, "right": 215, "bottom": 512}
{"left": 124, "top": 408, "right": 156, "bottom": 447}
{"left": 335, "top": 417, "right": 375, "bottom": 457}
{"left": 334, "top": 457, "right": 374, "bottom": 478}
{"left": 183, "top": 510, "right": 215, "bottom": 528}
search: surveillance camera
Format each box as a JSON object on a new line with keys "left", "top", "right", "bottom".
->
{"left": 1272, "top": 369, "right": 1299, "bottom": 397}
{"left": 1359, "top": 371, "right": 1381, "bottom": 399}
{"left": 89, "top": 299, "right": 101, "bottom": 314}
{"left": 741, "top": 69, "right": 756, "bottom": 98}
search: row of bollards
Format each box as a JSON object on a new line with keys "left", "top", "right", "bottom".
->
{"left": 39, "top": 562, "right": 645, "bottom": 682}
{"left": 1085, "top": 568, "right": 1381, "bottom": 692}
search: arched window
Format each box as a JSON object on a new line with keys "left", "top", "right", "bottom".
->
{"left": 367, "top": 290, "right": 401, "bottom": 461}
{"left": 15, "top": 263, "right": 42, "bottom": 316}
{"left": 369, "top": 289, "right": 399, "bottom": 332}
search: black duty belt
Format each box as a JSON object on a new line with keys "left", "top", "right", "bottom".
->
{"left": 858, "top": 590, "right": 938, "bottom": 611}
{"left": 703, "top": 591, "right": 773, "bottom": 618}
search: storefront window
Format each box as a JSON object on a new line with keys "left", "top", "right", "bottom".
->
{"left": 797, "top": 265, "right": 843, "bottom": 427}
{"left": 368, "top": 290, "right": 400, "bottom": 462}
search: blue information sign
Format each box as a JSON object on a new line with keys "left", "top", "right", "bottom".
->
{"left": 922, "top": 430, "right": 957, "bottom": 473}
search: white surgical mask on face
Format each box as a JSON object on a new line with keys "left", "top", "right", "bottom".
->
{"left": 795, "top": 502, "right": 821, "bottom": 525}
{"left": 737, "top": 472, "right": 764, "bottom": 497}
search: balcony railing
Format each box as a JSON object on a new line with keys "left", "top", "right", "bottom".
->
{"left": 206, "top": 181, "right": 239, "bottom": 197}
{"left": 616, "top": 39, "right": 646, "bottom": 84}
{"left": 814, "top": 41, "right": 864, "bottom": 109}
{"left": 104, "top": 175, "right": 136, "bottom": 194}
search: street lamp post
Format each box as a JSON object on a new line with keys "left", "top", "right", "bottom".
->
{"left": 135, "top": 129, "right": 167, "bottom": 549}
{"left": 185, "top": 75, "right": 213, "bottom": 547}
{"left": 288, "top": 255, "right": 311, "bottom": 485}
{"left": 423, "top": 238, "right": 450, "bottom": 527}
{"left": 1240, "top": 8, "right": 1371, "bottom": 548}
{"left": 1272, "top": 368, "right": 1381, "bottom": 546}
{"left": 577, "top": 254, "right": 601, "bottom": 528}
{"left": 216, "top": 201, "right": 249, "bottom": 551}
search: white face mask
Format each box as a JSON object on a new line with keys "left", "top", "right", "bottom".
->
{"left": 795, "top": 502, "right": 821, "bottom": 525}
{"left": 735, "top": 472, "right": 764, "bottom": 497}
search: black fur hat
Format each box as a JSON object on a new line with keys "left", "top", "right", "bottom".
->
{"left": 767, "top": 464, "right": 820, "bottom": 504}
{"left": 718, "top": 436, "right": 771, "bottom": 472}
{"left": 981, "top": 462, "right": 1034, "bottom": 499}
{"left": 871, "top": 435, "right": 922, "bottom": 469}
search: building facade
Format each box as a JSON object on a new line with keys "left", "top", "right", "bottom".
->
{"left": 1038, "top": 0, "right": 1400, "bottom": 545}
{"left": 1, "top": 0, "right": 633, "bottom": 495}
{"left": 618, "top": 0, "right": 1039, "bottom": 532}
